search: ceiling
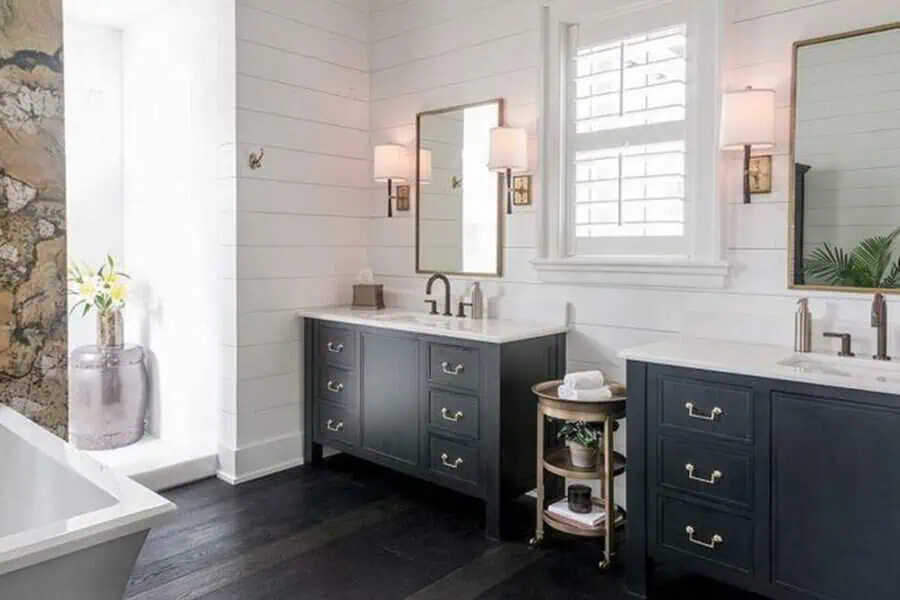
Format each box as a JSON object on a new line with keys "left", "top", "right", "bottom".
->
{"left": 64, "top": 0, "right": 175, "bottom": 29}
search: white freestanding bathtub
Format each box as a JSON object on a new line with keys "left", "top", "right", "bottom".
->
{"left": 0, "top": 406, "right": 175, "bottom": 600}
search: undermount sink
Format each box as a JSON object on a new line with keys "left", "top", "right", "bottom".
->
{"left": 372, "top": 312, "right": 457, "bottom": 327}
{"left": 778, "top": 354, "right": 900, "bottom": 385}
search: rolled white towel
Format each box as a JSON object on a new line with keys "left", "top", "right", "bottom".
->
{"left": 558, "top": 384, "right": 612, "bottom": 402}
{"left": 563, "top": 370, "right": 605, "bottom": 390}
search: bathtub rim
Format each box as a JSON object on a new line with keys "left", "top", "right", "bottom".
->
{"left": 0, "top": 406, "right": 176, "bottom": 577}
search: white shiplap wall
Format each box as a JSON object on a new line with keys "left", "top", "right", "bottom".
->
{"left": 221, "top": 0, "right": 372, "bottom": 483}
{"left": 367, "top": 0, "right": 900, "bottom": 501}
{"left": 222, "top": 0, "right": 900, "bottom": 483}
{"left": 368, "top": 0, "right": 900, "bottom": 372}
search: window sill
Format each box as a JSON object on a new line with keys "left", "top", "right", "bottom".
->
{"left": 532, "top": 256, "right": 729, "bottom": 289}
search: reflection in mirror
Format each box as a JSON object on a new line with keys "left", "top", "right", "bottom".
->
{"left": 416, "top": 100, "right": 502, "bottom": 276}
{"left": 792, "top": 23, "right": 900, "bottom": 290}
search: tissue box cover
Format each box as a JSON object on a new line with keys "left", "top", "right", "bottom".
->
{"left": 353, "top": 284, "right": 385, "bottom": 309}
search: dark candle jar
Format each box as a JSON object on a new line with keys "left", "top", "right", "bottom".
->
{"left": 567, "top": 484, "right": 593, "bottom": 514}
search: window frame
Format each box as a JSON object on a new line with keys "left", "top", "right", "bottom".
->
{"left": 535, "top": 0, "right": 728, "bottom": 288}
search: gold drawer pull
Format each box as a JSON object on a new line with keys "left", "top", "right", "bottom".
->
{"left": 441, "top": 361, "right": 464, "bottom": 376}
{"left": 685, "top": 402, "right": 723, "bottom": 422}
{"left": 440, "top": 453, "right": 464, "bottom": 469}
{"left": 685, "top": 464, "right": 722, "bottom": 485}
{"left": 685, "top": 526, "right": 723, "bottom": 549}
{"left": 325, "top": 419, "right": 344, "bottom": 433}
{"left": 327, "top": 380, "right": 344, "bottom": 393}
{"left": 327, "top": 342, "right": 344, "bottom": 353}
{"left": 441, "top": 408, "right": 464, "bottom": 422}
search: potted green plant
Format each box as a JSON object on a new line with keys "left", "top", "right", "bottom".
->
{"left": 557, "top": 421, "right": 602, "bottom": 469}
{"left": 804, "top": 227, "right": 900, "bottom": 288}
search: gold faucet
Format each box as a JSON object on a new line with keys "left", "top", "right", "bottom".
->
{"left": 871, "top": 292, "right": 890, "bottom": 361}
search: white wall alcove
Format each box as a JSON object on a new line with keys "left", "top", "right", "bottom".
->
{"left": 64, "top": 0, "right": 233, "bottom": 490}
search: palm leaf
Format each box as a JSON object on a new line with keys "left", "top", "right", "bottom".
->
{"left": 882, "top": 257, "right": 900, "bottom": 289}
{"left": 804, "top": 243, "right": 858, "bottom": 286}
{"left": 851, "top": 227, "right": 900, "bottom": 286}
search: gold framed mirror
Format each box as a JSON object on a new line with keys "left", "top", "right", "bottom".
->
{"left": 789, "top": 22, "right": 900, "bottom": 293}
{"left": 415, "top": 99, "right": 504, "bottom": 277}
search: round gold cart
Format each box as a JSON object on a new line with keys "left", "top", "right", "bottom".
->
{"left": 529, "top": 380, "right": 627, "bottom": 570}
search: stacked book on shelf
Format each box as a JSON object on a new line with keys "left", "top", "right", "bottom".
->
{"left": 547, "top": 498, "right": 606, "bottom": 530}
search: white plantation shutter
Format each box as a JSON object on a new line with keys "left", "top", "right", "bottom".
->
{"left": 569, "top": 25, "right": 688, "bottom": 256}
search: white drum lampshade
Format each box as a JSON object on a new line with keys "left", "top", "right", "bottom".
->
{"left": 488, "top": 127, "right": 528, "bottom": 173}
{"left": 373, "top": 144, "right": 408, "bottom": 183}
{"left": 720, "top": 87, "right": 776, "bottom": 150}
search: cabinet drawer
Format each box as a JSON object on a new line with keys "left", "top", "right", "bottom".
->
{"left": 659, "top": 496, "right": 753, "bottom": 574}
{"left": 317, "top": 365, "right": 359, "bottom": 409}
{"left": 429, "top": 435, "right": 479, "bottom": 486}
{"left": 658, "top": 437, "right": 752, "bottom": 508}
{"left": 314, "top": 404, "right": 359, "bottom": 448}
{"left": 318, "top": 325, "right": 357, "bottom": 369}
{"left": 428, "top": 389, "right": 479, "bottom": 440}
{"left": 427, "top": 343, "right": 479, "bottom": 392}
{"left": 658, "top": 375, "right": 753, "bottom": 443}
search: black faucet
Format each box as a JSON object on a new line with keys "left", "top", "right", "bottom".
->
{"left": 425, "top": 274, "right": 453, "bottom": 317}
{"left": 872, "top": 292, "right": 890, "bottom": 361}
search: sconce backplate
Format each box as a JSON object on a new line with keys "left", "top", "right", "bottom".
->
{"left": 748, "top": 155, "right": 772, "bottom": 194}
{"left": 512, "top": 175, "right": 532, "bottom": 206}
{"left": 395, "top": 185, "right": 411, "bottom": 211}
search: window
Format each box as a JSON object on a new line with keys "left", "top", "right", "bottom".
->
{"left": 573, "top": 26, "right": 687, "bottom": 256}
{"left": 535, "top": 1, "right": 727, "bottom": 288}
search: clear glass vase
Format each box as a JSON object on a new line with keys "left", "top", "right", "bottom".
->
{"left": 97, "top": 310, "right": 124, "bottom": 347}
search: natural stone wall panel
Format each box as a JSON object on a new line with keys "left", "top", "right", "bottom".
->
{"left": 0, "top": 0, "right": 66, "bottom": 437}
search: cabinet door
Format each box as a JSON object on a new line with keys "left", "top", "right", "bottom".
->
{"left": 361, "top": 332, "right": 420, "bottom": 467}
{"left": 772, "top": 392, "right": 900, "bottom": 600}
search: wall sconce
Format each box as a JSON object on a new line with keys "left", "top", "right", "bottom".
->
{"left": 374, "top": 144, "right": 409, "bottom": 218}
{"left": 720, "top": 86, "right": 776, "bottom": 204}
{"left": 488, "top": 127, "right": 528, "bottom": 214}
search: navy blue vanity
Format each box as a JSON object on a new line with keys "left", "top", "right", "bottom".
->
{"left": 301, "top": 308, "right": 568, "bottom": 540}
{"left": 623, "top": 339, "right": 900, "bottom": 600}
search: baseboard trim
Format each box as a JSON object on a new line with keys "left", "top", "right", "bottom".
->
{"left": 217, "top": 455, "right": 307, "bottom": 485}
{"left": 134, "top": 452, "right": 218, "bottom": 491}
{"left": 217, "top": 432, "right": 305, "bottom": 485}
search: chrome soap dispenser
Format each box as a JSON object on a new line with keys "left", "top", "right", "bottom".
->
{"left": 471, "top": 281, "right": 484, "bottom": 320}
{"left": 795, "top": 298, "right": 812, "bottom": 353}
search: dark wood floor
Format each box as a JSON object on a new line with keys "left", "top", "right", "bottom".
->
{"left": 125, "top": 454, "right": 764, "bottom": 599}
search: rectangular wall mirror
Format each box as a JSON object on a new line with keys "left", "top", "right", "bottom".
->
{"left": 416, "top": 99, "right": 503, "bottom": 277}
{"left": 790, "top": 22, "right": 900, "bottom": 292}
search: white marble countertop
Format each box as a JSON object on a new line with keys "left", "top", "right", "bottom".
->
{"left": 298, "top": 306, "right": 569, "bottom": 344}
{"left": 619, "top": 337, "right": 900, "bottom": 396}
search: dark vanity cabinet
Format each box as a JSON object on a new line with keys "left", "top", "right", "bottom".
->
{"left": 626, "top": 362, "right": 900, "bottom": 600}
{"left": 304, "top": 318, "right": 566, "bottom": 539}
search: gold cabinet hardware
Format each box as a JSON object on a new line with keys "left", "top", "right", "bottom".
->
{"left": 441, "top": 361, "right": 464, "bottom": 376}
{"left": 440, "top": 408, "right": 464, "bottom": 422}
{"left": 685, "top": 525, "right": 723, "bottom": 549}
{"left": 326, "top": 419, "right": 344, "bottom": 433}
{"left": 685, "top": 464, "right": 723, "bottom": 485}
{"left": 684, "top": 402, "right": 723, "bottom": 422}
{"left": 440, "top": 453, "right": 464, "bottom": 469}
{"left": 326, "top": 380, "right": 344, "bottom": 393}
{"left": 327, "top": 342, "right": 344, "bottom": 353}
